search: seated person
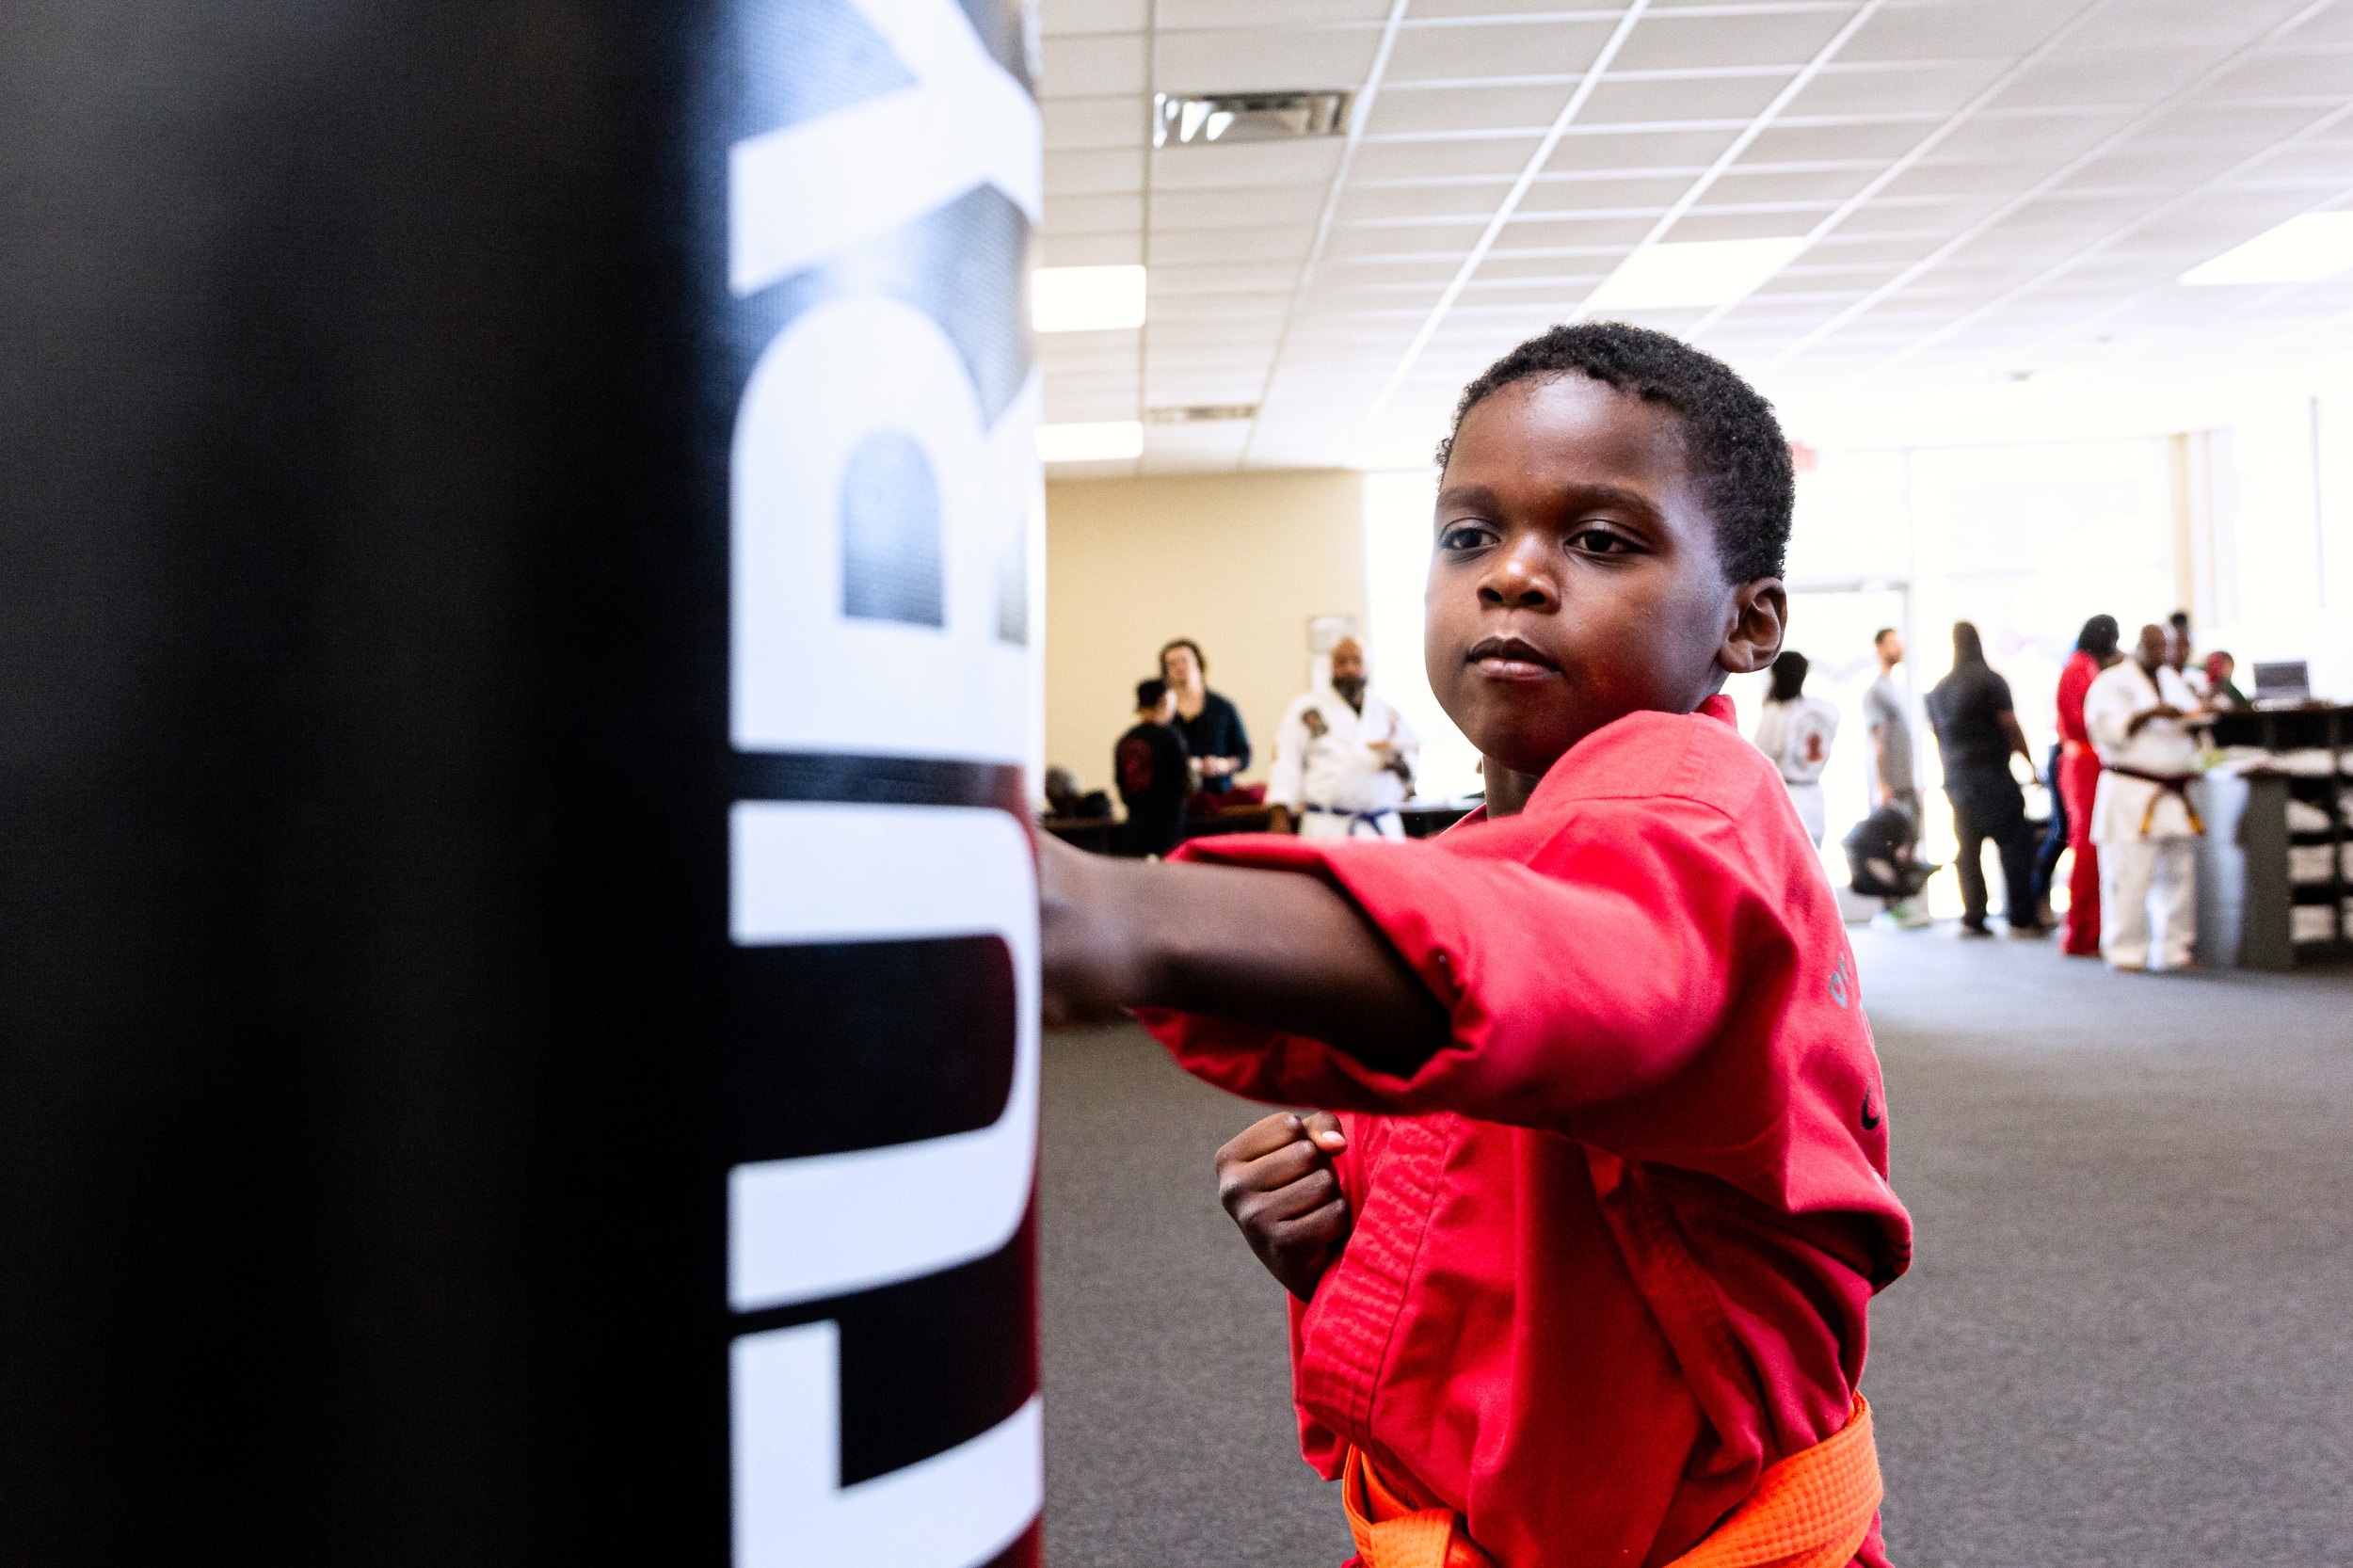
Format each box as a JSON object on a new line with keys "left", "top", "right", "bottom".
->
{"left": 1112, "top": 679, "right": 1190, "bottom": 858}
{"left": 1042, "top": 323, "right": 1910, "bottom": 1567}
{"left": 2202, "top": 650, "right": 2249, "bottom": 710}
{"left": 1844, "top": 803, "right": 1936, "bottom": 901}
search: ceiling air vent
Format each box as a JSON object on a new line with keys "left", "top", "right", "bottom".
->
{"left": 1153, "top": 92, "right": 1350, "bottom": 148}
{"left": 1147, "top": 404, "right": 1259, "bottom": 424}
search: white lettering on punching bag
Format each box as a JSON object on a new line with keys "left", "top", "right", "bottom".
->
{"left": 728, "top": 0, "right": 1040, "bottom": 767}
{"left": 720, "top": 0, "right": 1044, "bottom": 1562}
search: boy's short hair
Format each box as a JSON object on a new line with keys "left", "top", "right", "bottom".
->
{"left": 1136, "top": 678, "right": 1168, "bottom": 712}
{"left": 1872, "top": 627, "right": 1897, "bottom": 648}
{"left": 1436, "top": 321, "right": 1795, "bottom": 584}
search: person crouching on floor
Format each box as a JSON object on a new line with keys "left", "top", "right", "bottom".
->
{"left": 1040, "top": 322, "right": 1913, "bottom": 1568}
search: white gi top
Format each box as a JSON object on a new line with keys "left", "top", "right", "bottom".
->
{"left": 1267, "top": 687, "right": 1419, "bottom": 815}
{"left": 1752, "top": 696, "right": 1840, "bottom": 785}
{"left": 2086, "top": 659, "right": 2202, "bottom": 842}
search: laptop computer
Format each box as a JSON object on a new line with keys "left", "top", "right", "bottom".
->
{"left": 2251, "top": 659, "right": 2312, "bottom": 706}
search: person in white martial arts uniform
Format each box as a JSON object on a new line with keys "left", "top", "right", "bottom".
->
{"left": 1267, "top": 636, "right": 1419, "bottom": 840}
{"left": 2085, "top": 622, "right": 2208, "bottom": 971}
{"left": 1751, "top": 649, "right": 1840, "bottom": 845}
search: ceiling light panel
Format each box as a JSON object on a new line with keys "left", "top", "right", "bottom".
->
{"left": 1033, "top": 264, "right": 1148, "bottom": 332}
{"left": 2180, "top": 213, "right": 2353, "bottom": 285}
{"left": 1036, "top": 421, "right": 1144, "bottom": 463}
{"left": 1041, "top": 32, "right": 1149, "bottom": 95}
{"left": 1153, "top": 90, "right": 1352, "bottom": 147}
{"left": 1586, "top": 235, "right": 1810, "bottom": 311}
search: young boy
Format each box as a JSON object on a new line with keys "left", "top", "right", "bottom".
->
{"left": 1113, "top": 677, "right": 1191, "bottom": 858}
{"left": 1041, "top": 324, "right": 1912, "bottom": 1567}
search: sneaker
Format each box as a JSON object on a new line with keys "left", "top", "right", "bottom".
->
{"left": 1959, "top": 919, "right": 1993, "bottom": 937}
{"left": 1887, "top": 898, "right": 1932, "bottom": 930}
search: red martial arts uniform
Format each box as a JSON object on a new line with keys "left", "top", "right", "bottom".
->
{"left": 1142, "top": 695, "right": 1913, "bottom": 1568}
{"left": 2054, "top": 649, "right": 2104, "bottom": 955}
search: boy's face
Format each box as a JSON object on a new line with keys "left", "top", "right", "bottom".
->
{"left": 1425, "top": 374, "right": 1784, "bottom": 777}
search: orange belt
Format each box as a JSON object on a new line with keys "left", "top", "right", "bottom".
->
{"left": 1341, "top": 1396, "right": 1881, "bottom": 1568}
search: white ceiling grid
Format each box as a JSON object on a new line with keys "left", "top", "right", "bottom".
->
{"left": 1036, "top": 0, "right": 2353, "bottom": 472}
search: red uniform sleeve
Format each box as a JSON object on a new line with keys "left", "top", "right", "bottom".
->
{"left": 1137, "top": 797, "right": 1801, "bottom": 1149}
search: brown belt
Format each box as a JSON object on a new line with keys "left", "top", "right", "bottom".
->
{"left": 2104, "top": 763, "right": 2205, "bottom": 837}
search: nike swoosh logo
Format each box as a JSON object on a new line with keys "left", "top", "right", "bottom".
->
{"left": 1861, "top": 1091, "right": 1882, "bottom": 1131}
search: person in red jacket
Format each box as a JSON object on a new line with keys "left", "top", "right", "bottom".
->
{"left": 2054, "top": 616, "right": 2122, "bottom": 956}
{"left": 1041, "top": 323, "right": 1912, "bottom": 1568}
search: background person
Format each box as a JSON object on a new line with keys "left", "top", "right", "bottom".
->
{"left": 1159, "top": 638, "right": 1250, "bottom": 795}
{"left": 1112, "top": 679, "right": 1191, "bottom": 857}
{"left": 2086, "top": 624, "right": 2206, "bottom": 971}
{"left": 1863, "top": 628, "right": 1929, "bottom": 927}
{"left": 2203, "top": 650, "right": 2249, "bottom": 709}
{"left": 1752, "top": 649, "right": 1839, "bottom": 844}
{"left": 1925, "top": 620, "right": 2046, "bottom": 936}
{"left": 1266, "top": 636, "right": 1417, "bottom": 839}
{"left": 2053, "top": 615, "right": 2121, "bottom": 956}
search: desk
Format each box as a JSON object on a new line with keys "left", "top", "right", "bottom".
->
{"left": 1040, "top": 817, "right": 1118, "bottom": 856}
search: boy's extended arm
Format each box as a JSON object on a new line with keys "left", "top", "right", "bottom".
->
{"left": 1038, "top": 831, "right": 1449, "bottom": 1076}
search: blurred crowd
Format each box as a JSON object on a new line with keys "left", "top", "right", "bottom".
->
{"left": 1754, "top": 613, "right": 2245, "bottom": 973}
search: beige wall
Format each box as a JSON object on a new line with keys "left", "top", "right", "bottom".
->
{"left": 1045, "top": 470, "right": 1367, "bottom": 796}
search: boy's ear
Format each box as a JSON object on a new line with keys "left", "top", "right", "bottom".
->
{"left": 1718, "top": 578, "right": 1786, "bottom": 676}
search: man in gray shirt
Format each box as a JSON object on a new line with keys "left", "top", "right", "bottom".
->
{"left": 1862, "top": 627, "right": 1929, "bottom": 925}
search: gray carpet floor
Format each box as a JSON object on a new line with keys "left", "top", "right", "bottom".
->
{"left": 1038, "top": 926, "right": 2353, "bottom": 1567}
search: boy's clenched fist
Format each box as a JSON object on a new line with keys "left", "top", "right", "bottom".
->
{"left": 1213, "top": 1112, "right": 1353, "bottom": 1303}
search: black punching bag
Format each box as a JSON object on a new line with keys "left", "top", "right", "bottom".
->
{"left": 0, "top": 4, "right": 1044, "bottom": 1565}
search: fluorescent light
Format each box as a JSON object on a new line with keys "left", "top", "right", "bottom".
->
{"left": 2180, "top": 213, "right": 2353, "bottom": 286}
{"left": 1032, "top": 265, "right": 1146, "bottom": 332}
{"left": 1035, "top": 421, "right": 1143, "bottom": 463}
{"left": 1586, "top": 236, "right": 1807, "bottom": 312}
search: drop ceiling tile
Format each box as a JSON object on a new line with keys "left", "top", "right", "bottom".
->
{"left": 1739, "top": 118, "right": 1948, "bottom": 164}
{"left": 1338, "top": 181, "right": 1513, "bottom": 222}
{"left": 1154, "top": 25, "right": 1384, "bottom": 92}
{"left": 1043, "top": 231, "right": 1146, "bottom": 265}
{"left": 1923, "top": 108, "right": 2133, "bottom": 166}
{"left": 1043, "top": 389, "right": 1141, "bottom": 421}
{"left": 1381, "top": 17, "right": 1618, "bottom": 83}
{"left": 1548, "top": 124, "right": 1748, "bottom": 170}
{"left": 2137, "top": 99, "right": 2353, "bottom": 151}
{"left": 1150, "top": 223, "right": 1317, "bottom": 264}
{"left": 1148, "top": 317, "right": 1288, "bottom": 350}
{"left": 1667, "top": 210, "right": 1825, "bottom": 244}
{"left": 1153, "top": 183, "right": 1333, "bottom": 229}
{"left": 1840, "top": 0, "right": 2071, "bottom": 63}
{"left": 1608, "top": 6, "right": 1857, "bottom": 73}
{"left": 1044, "top": 190, "right": 1145, "bottom": 234}
{"left": 1150, "top": 138, "right": 1348, "bottom": 188}
{"left": 1367, "top": 82, "right": 1578, "bottom": 137}
{"left": 1048, "top": 148, "right": 1146, "bottom": 196}
{"left": 1040, "top": 0, "right": 1150, "bottom": 37}
{"left": 1351, "top": 136, "right": 1545, "bottom": 182}
{"left": 2070, "top": 0, "right": 2313, "bottom": 54}
{"left": 1705, "top": 164, "right": 1877, "bottom": 206}
{"left": 1582, "top": 72, "right": 1795, "bottom": 125}
{"left": 1497, "top": 214, "right": 1657, "bottom": 249}
{"left": 1785, "top": 58, "right": 2014, "bottom": 119}
{"left": 1040, "top": 31, "right": 1150, "bottom": 97}
{"left": 1046, "top": 94, "right": 1150, "bottom": 151}
{"left": 1156, "top": 0, "right": 1389, "bottom": 27}
{"left": 2208, "top": 51, "right": 2353, "bottom": 99}
{"left": 1043, "top": 339, "right": 1144, "bottom": 374}
{"left": 1150, "top": 261, "right": 1313, "bottom": 295}
{"left": 1465, "top": 254, "right": 1592, "bottom": 286}
{"left": 1150, "top": 292, "right": 1290, "bottom": 325}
